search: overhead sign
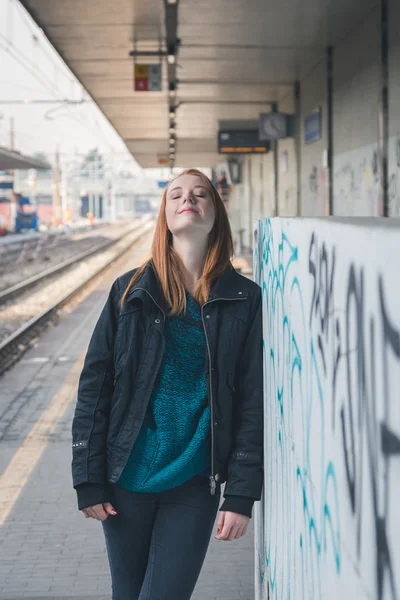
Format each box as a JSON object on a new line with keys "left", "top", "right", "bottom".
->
{"left": 218, "top": 130, "right": 269, "bottom": 154}
{"left": 134, "top": 64, "right": 162, "bottom": 91}
{"left": 304, "top": 107, "right": 322, "bottom": 144}
{"left": 157, "top": 154, "right": 169, "bottom": 165}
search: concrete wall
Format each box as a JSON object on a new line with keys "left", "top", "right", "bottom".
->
{"left": 333, "top": 8, "right": 381, "bottom": 216}
{"left": 300, "top": 60, "right": 329, "bottom": 216}
{"left": 229, "top": 5, "right": 400, "bottom": 253}
{"left": 254, "top": 216, "right": 400, "bottom": 600}
{"left": 229, "top": 154, "right": 275, "bottom": 253}
{"left": 277, "top": 93, "right": 298, "bottom": 217}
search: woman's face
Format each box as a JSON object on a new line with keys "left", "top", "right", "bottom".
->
{"left": 165, "top": 174, "right": 216, "bottom": 239}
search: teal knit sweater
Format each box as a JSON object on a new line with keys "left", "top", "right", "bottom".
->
{"left": 117, "top": 292, "right": 211, "bottom": 493}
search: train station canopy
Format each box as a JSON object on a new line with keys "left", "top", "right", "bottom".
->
{"left": 0, "top": 147, "right": 51, "bottom": 171}
{"left": 19, "top": 0, "right": 374, "bottom": 168}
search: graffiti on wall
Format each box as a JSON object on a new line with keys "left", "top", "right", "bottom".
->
{"left": 254, "top": 218, "right": 400, "bottom": 600}
{"left": 334, "top": 146, "right": 380, "bottom": 216}
{"left": 305, "top": 166, "right": 328, "bottom": 216}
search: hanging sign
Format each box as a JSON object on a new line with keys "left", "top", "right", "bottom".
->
{"left": 218, "top": 130, "right": 269, "bottom": 154}
{"left": 157, "top": 154, "right": 169, "bottom": 165}
{"left": 134, "top": 64, "right": 162, "bottom": 91}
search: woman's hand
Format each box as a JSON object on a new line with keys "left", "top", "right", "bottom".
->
{"left": 215, "top": 511, "right": 250, "bottom": 541}
{"left": 81, "top": 502, "right": 117, "bottom": 521}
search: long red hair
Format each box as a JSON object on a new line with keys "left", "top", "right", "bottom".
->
{"left": 121, "top": 168, "right": 234, "bottom": 314}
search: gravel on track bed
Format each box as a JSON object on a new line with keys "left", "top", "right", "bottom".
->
{"left": 0, "top": 221, "right": 138, "bottom": 292}
{"left": 0, "top": 224, "right": 154, "bottom": 347}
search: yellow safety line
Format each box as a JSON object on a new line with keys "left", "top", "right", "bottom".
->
{"left": 0, "top": 352, "right": 85, "bottom": 526}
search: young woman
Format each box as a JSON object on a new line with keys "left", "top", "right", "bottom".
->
{"left": 71, "top": 168, "right": 263, "bottom": 599}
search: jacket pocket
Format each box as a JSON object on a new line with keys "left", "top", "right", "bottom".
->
{"left": 232, "top": 450, "right": 261, "bottom": 463}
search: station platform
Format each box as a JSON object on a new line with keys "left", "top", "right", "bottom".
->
{"left": 0, "top": 232, "right": 255, "bottom": 600}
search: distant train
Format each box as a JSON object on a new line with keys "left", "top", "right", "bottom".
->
{"left": 0, "top": 172, "right": 41, "bottom": 235}
{"left": 14, "top": 195, "right": 39, "bottom": 233}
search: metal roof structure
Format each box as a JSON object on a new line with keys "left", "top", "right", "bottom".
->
{"left": 0, "top": 147, "right": 51, "bottom": 171}
{"left": 19, "top": 0, "right": 375, "bottom": 169}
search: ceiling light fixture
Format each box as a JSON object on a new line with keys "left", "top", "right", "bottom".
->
{"left": 169, "top": 127, "right": 175, "bottom": 134}
{"left": 170, "top": 138, "right": 175, "bottom": 145}
{"left": 167, "top": 0, "right": 177, "bottom": 4}
{"left": 167, "top": 54, "right": 176, "bottom": 65}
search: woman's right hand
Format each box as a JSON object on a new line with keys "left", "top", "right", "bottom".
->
{"left": 81, "top": 503, "right": 117, "bottom": 521}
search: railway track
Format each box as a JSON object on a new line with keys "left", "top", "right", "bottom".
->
{"left": 0, "top": 220, "right": 145, "bottom": 305}
{"left": 0, "top": 221, "right": 153, "bottom": 376}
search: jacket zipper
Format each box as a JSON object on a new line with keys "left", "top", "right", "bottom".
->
{"left": 201, "top": 296, "right": 246, "bottom": 496}
{"left": 111, "top": 287, "right": 166, "bottom": 481}
{"left": 129, "top": 287, "right": 247, "bottom": 497}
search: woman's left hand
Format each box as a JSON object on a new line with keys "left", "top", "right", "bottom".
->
{"left": 215, "top": 511, "right": 250, "bottom": 541}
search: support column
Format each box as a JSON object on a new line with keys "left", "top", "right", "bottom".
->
{"left": 294, "top": 81, "right": 301, "bottom": 216}
{"left": 272, "top": 102, "right": 279, "bottom": 216}
{"left": 327, "top": 46, "right": 334, "bottom": 216}
{"left": 247, "top": 157, "right": 253, "bottom": 251}
{"left": 379, "top": 0, "right": 389, "bottom": 216}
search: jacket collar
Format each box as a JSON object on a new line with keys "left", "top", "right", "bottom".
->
{"left": 127, "top": 261, "right": 166, "bottom": 312}
{"left": 207, "top": 264, "right": 249, "bottom": 302}
{"left": 127, "top": 261, "right": 248, "bottom": 309}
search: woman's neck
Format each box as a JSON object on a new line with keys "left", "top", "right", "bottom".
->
{"left": 172, "top": 235, "right": 208, "bottom": 294}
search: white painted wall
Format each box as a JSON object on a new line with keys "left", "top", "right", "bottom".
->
{"left": 254, "top": 216, "right": 400, "bottom": 600}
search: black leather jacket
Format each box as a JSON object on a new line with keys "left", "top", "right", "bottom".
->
{"left": 71, "top": 262, "right": 263, "bottom": 517}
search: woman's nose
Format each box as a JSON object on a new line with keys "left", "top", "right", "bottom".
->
{"left": 182, "top": 192, "right": 195, "bottom": 203}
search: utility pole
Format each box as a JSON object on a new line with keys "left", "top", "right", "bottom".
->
{"left": 10, "top": 117, "right": 15, "bottom": 150}
{"left": 9, "top": 117, "right": 16, "bottom": 232}
{"left": 53, "top": 146, "right": 62, "bottom": 225}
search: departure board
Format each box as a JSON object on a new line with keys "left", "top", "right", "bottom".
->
{"left": 218, "top": 130, "right": 269, "bottom": 154}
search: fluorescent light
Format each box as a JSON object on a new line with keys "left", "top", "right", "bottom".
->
{"left": 167, "top": 54, "right": 176, "bottom": 65}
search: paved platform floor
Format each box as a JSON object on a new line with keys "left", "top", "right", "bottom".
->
{"left": 0, "top": 233, "right": 255, "bottom": 600}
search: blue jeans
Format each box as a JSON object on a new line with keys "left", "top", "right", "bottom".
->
{"left": 102, "top": 475, "right": 221, "bottom": 599}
